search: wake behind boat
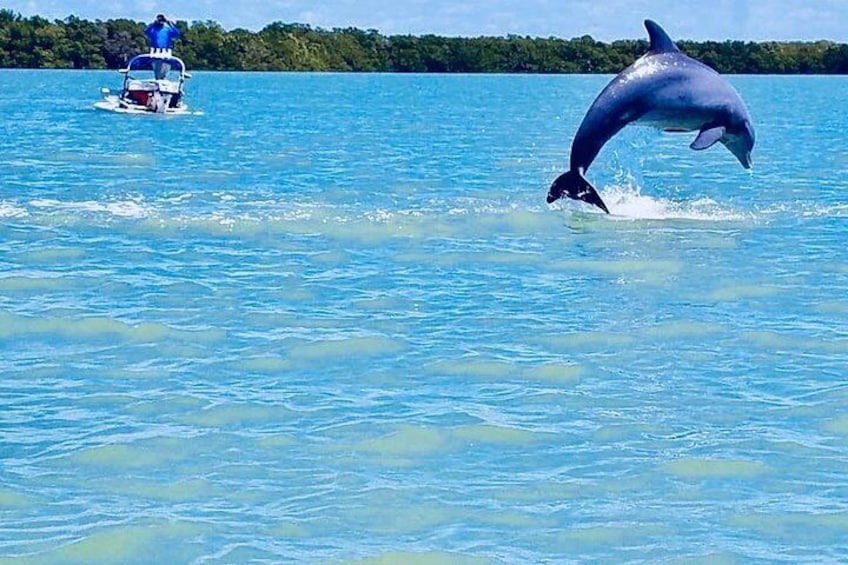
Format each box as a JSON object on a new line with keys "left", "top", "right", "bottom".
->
{"left": 95, "top": 49, "right": 191, "bottom": 115}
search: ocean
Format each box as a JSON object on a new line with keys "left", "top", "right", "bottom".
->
{"left": 1, "top": 69, "right": 847, "bottom": 564}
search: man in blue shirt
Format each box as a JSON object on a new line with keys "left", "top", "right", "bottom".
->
{"left": 145, "top": 14, "right": 181, "bottom": 50}
{"left": 145, "top": 14, "right": 181, "bottom": 79}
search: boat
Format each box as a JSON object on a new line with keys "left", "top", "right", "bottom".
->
{"left": 95, "top": 49, "right": 191, "bottom": 114}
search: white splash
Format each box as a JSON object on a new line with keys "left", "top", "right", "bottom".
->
{"left": 0, "top": 202, "right": 28, "bottom": 218}
{"left": 29, "top": 198, "right": 151, "bottom": 219}
{"left": 797, "top": 202, "right": 848, "bottom": 218}
{"left": 598, "top": 183, "right": 752, "bottom": 222}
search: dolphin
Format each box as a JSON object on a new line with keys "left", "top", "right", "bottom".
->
{"left": 547, "top": 19, "right": 755, "bottom": 213}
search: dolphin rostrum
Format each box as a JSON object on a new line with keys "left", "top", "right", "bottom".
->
{"left": 548, "top": 19, "right": 755, "bottom": 213}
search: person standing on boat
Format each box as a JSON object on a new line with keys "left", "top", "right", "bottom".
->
{"left": 145, "top": 14, "right": 181, "bottom": 78}
{"left": 145, "top": 14, "right": 181, "bottom": 51}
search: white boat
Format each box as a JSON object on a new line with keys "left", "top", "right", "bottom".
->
{"left": 95, "top": 49, "right": 191, "bottom": 115}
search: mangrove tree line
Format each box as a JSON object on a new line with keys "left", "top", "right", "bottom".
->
{"left": 2, "top": 10, "right": 848, "bottom": 73}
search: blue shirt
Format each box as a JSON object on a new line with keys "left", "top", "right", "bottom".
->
{"left": 145, "top": 22, "right": 181, "bottom": 49}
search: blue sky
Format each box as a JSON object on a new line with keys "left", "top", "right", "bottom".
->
{"left": 5, "top": 0, "right": 848, "bottom": 42}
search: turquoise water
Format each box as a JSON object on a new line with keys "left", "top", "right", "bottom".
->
{"left": 1, "top": 69, "right": 848, "bottom": 563}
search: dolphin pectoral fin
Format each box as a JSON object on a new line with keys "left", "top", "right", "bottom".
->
{"left": 690, "top": 126, "right": 726, "bottom": 151}
{"left": 548, "top": 170, "right": 610, "bottom": 214}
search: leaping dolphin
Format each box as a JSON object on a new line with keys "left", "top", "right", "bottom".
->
{"left": 548, "top": 19, "right": 755, "bottom": 214}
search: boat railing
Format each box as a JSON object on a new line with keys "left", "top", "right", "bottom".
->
{"left": 118, "top": 55, "right": 190, "bottom": 79}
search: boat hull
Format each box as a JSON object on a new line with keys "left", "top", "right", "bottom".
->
{"left": 94, "top": 94, "right": 190, "bottom": 115}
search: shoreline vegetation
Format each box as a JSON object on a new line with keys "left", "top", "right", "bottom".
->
{"left": 3, "top": 10, "right": 848, "bottom": 74}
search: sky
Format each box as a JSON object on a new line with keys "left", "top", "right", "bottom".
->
{"left": 5, "top": 0, "right": 848, "bottom": 42}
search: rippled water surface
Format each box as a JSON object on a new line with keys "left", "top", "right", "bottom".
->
{"left": 1, "top": 70, "right": 848, "bottom": 563}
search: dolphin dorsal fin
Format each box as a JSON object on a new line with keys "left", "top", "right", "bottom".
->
{"left": 644, "top": 20, "right": 679, "bottom": 53}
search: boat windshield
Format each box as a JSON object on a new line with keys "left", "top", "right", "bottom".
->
{"left": 125, "top": 56, "right": 185, "bottom": 80}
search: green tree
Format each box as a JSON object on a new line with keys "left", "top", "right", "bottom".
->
{"left": 2, "top": 10, "right": 848, "bottom": 74}
{"left": 102, "top": 18, "right": 146, "bottom": 67}
{"left": 60, "top": 15, "right": 107, "bottom": 68}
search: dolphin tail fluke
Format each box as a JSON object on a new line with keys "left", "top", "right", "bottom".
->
{"left": 547, "top": 170, "right": 610, "bottom": 214}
